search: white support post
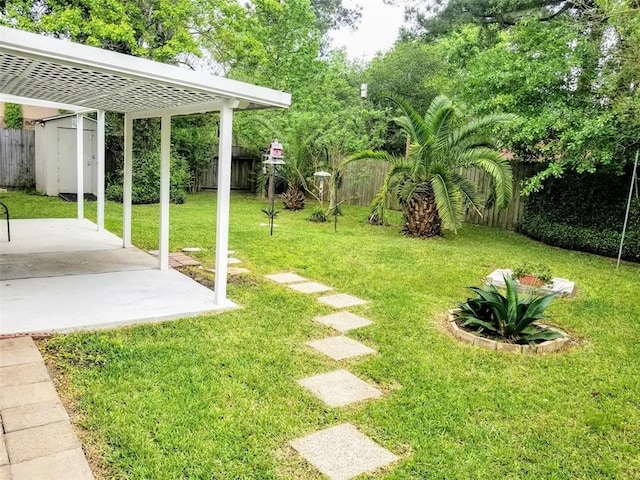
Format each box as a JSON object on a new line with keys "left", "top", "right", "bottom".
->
{"left": 96, "top": 110, "right": 105, "bottom": 231}
{"left": 123, "top": 113, "right": 133, "bottom": 248}
{"left": 159, "top": 115, "right": 171, "bottom": 270}
{"left": 214, "top": 103, "right": 234, "bottom": 305}
{"left": 76, "top": 114, "right": 84, "bottom": 220}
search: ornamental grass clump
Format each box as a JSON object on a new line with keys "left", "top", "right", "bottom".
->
{"left": 455, "top": 275, "right": 562, "bottom": 345}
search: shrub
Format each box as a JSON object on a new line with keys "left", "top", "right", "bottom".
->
{"left": 105, "top": 151, "right": 189, "bottom": 204}
{"left": 518, "top": 170, "right": 640, "bottom": 262}
{"left": 455, "top": 275, "right": 562, "bottom": 344}
{"left": 309, "top": 205, "right": 327, "bottom": 222}
{"left": 4, "top": 103, "right": 23, "bottom": 129}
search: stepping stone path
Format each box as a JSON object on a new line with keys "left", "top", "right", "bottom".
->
{"left": 306, "top": 336, "right": 376, "bottom": 361}
{"left": 264, "top": 272, "right": 399, "bottom": 478}
{"left": 290, "top": 423, "right": 398, "bottom": 480}
{"left": 297, "top": 369, "right": 383, "bottom": 407}
{"left": 314, "top": 311, "right": 373, "bottom": 333}
{"left": 287, "top": 282, "right": 333, "bottom": 294}
{"left": 318, "top": 293, "right": 368, "bottom": 309}
{"left": 265, "top": 272, "right": 308, "bottom": 284}
{"left": 0, "top": 336, "right": 94, "bottom": 479}
{"left": 227, "top": 258, "right": 243, "bottom": 265}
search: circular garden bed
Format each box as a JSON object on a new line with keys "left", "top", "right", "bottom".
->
{"left": 446, "top": 311, "right": 569, "bottom": 354}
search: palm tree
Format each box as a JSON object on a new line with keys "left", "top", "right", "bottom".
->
{"left": 351, "top": 95, "right": 516, "bottom": 237}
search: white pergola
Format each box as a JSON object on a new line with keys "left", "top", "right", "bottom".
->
{"left": 0, "top": 26, "right": 291, "bottom": 306}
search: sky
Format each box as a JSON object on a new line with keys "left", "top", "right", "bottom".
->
{"left": 330, "top": 0, "right": 406, "bottom": 61}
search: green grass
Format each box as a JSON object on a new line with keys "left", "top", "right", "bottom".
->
{"left": 2, "top": 190, "right": 640, "bottom": 479}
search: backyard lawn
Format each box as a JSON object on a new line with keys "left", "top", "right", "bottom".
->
{"left": 4, "top": 190, "right": 640, "bottom": 479}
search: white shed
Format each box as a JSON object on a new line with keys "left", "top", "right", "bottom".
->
{"left": 35, "top": 114, "right": 97, "bottom": 197}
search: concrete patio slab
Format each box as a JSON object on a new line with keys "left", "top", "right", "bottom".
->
{"left": 1, "top": 248, "right": 158, "bottom": 281}
{"left": 0, "top": 349, "right": 42, "bottom": 368}
{"left": 306, "top": 336, "right": 376, "bottom": 361}
{"left": 0, "top": 362, "right": 49, "bottom": 387}
{"left": 314, "top": 312, "right": 372, "bottom": 333}
{"left": 290, "top": 423, "right": 398, "bottom": 480}
{"left": 10, "top": 447, "right": 94, "bottom": 480}
{"left": 265, "top": 272, "right": 307, "bottom": 284}
{"left": 318, "top": 293, "right": 367, "bottom": 309}
{"left": 2, "top": 400, "right": 69, "bottom": 433}
{"left": 0, "top": 382, "right": 59, "bottom": 410}
{"left": 297, "top": 369, "right": 383, "bottom": 407}
{"left": 287, "top": 282, "right": 333, "bottom": 294}
{"left": 0, "top": 269, "right": 237, "bottom": 334}
{"left": 5, "top": 421, "right": 80, "bottom": 464}
{"left": 1, "top": 218, "right": 237, "bottom": 333}
{"left": 0, "top": 219, "right": 121, "bottom": 255}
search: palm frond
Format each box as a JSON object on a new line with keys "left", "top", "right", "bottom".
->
{"left": 451, "top": 173, "right": 483, "bottom": 216}
{"left": 424, "top": 95, "right": 456, "bottom": 144}
{"left": 430, "top": 172, "right": 463, "bottom": 232}
{"left": 447, "top": 113, "right": 518, "bottom": 150}
{"left": 381, "top": 93, "right": 430, "bottom": 147}
{"left": 471, "top": 152, "right": 513, "bottom": 209}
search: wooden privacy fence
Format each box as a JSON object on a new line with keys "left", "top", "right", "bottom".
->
{"left": 0, "top": 128, "right": 35, "bottom": 187}
{"left": 201, "top": 149, "right": 256, "bottom": 191}
{"left": 339, "top": 160, "right": 537, "bottom": 231}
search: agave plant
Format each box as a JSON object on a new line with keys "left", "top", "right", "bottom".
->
{"left": 455, "top": 275, "right": 562, "bottom": 344}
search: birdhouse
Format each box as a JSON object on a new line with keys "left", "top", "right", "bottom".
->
{"left": 268, "top": 139, "right": 283, "bottom": 159}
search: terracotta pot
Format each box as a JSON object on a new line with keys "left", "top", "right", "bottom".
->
{"left": 518, "top": 274, "right": 544, "bottom": 287}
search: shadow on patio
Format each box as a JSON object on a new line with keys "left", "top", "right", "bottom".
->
{"left": 0, "top": 219, "right": 236, "bottom": 335}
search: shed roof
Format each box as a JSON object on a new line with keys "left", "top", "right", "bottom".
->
{"left": 0, "top": 26, "right": 291, "bottom": 117}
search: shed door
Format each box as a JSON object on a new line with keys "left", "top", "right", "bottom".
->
{"left": 57, "top": 127, "right": 96, "bottom": 195}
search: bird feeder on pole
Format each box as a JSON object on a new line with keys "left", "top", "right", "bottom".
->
{"left": 263, "top": 139, "right": 285, "bottom": 236}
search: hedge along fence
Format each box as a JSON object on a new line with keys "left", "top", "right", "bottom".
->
{"left": 518, "top": 168, "right": 640, "bottom": 263}
{"left": 338, "top": 160, "right": 537, "bottom": 231}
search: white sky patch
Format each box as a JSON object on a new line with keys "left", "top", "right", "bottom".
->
{"left": 329, "top": 0, "right": 405, "bottom": 61}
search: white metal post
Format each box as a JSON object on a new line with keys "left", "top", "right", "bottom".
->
{"left": 123, "top": 113, "right": 133, "bottom": 248}
{"left": 96, "top": 110, "right": 105, "bottom": 231}
{"left": 159, "top": 115, "right": 171, "bottom": 270}
{"left": 214, "top": 103, "right": 234, "bottom": 305}
{"left": 76, "top": 114, "right": 84, "bottom": 219}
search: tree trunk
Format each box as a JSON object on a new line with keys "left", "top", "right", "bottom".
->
{"left": 402, "top": 186, "right": 442, "bottom": 238}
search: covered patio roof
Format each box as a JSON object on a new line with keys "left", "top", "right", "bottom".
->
{"left": 0, "top": 25, "right": 290, "bottom": 116}
{"left": 0, "top": 26, "right": 291, "bottom": 332}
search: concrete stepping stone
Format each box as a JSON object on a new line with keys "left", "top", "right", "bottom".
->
{"left": 227, "top": 258, "right": 243, "bottom": 265}
{"left": 297, "top": 369, "right": 382, "bottom": 407}
{"left": 314, "top": 312, "right": 372, "bottom": 333}
{"left": 318, "top": 293, "right": 367, "bottom": 309}
{"left": 181, "top": 247, "right": 202, "bottom": 252}
{"left": 306, "top": 336, "right": 376, "bottom": 361}
{"left": 290, "top": 423, "right": 398, "bottom": 480}
{"left": 228, "top": 267, "right": 250, "bottom": 275}
{"left": 264, "top": 272, "right": 308, "bottom": 284}
{"left": 287, "top": 282, "right": 333, "bottom": 294}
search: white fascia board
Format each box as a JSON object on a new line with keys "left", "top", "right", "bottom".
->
{"left": 0, "top": 93, "right": 92, "bottom": 113}
{"left": 130, "top": 99, "right": 246, "bottom": 119}
{"left": 0, "top": 26, "right": 292, "bottom": 110}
